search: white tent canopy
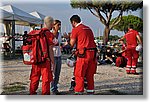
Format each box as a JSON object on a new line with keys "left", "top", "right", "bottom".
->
{"left": 0, "top": 5, "right": 43, "bottom": 56}
{"left": 0, "top": 5, "right": 42, "bottom": 25}
{"left": 0, "top": 9, "right": 13, "bottom": 20}
{"left": 30, "top": 11, "right": 45, "bottom": 20}
{"left": 30, "top": 11, "right": 45, "bottom": 28}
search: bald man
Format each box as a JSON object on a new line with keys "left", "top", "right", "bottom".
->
{"left": 30, "top": 16, "right": 55, "bottom": 95}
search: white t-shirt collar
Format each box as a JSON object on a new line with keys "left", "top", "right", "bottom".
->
{"left": 75, "top": 21, "right": 82, "bottom": 27}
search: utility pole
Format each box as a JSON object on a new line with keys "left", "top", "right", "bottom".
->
{"left": 11, "top": 19, "right": 15, "bottom": 58}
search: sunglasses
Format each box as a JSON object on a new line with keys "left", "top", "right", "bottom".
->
{"left": 54, "top": 23, "right": 61, "bottom": 26}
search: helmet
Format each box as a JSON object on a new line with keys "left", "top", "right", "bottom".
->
{"left": 66, "top": 56, "right": 76, "bottom": 68}
{"left": 136, "top": 44, "right": 142, "bottom": 52}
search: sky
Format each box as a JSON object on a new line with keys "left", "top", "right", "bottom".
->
{"left": 0, "top": 0, "right": 143, "bottom": 37}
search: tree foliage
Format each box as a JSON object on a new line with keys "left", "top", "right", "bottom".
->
{"left": 70, "top": 0, "right": 143, "bottom": 44}
{"left": 111, "top": 15, "right": 143, "bottom": 33}
{"left": 109, "top": 35, "right": 120, "bottom": 41}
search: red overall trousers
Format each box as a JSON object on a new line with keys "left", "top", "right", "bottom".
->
{"left": 126, "top": 47, "right": 139, "bottom": 73}
{"left": 30, "top": 60, "right": 53, "bottom": 95}
{"left": 74, "top": 50, "right": 97, "bottom": 92}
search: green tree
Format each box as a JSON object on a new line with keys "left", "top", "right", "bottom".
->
{"left": 111, "top": 15, "right": 143, "bottom": 33}
{"left": 70, "top": 0, "right": 143, "bottom": 44}
{"left": 109, "top": 35, "right": 120, "bottom": 41}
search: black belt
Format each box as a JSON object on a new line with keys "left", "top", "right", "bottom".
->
{"left": 86, "top": 48, "right": 97, "bottom": 60}
{"left": 86, "top": 48, "right": 97, "bottom": 51}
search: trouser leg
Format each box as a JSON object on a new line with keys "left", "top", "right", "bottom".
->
{"left": 131, "top": 49, "right": 139, "bottom": 74}
{"left": 42, "top": 82, "right": 50, "bottom": 95}
{"left": 74, "top": 76, "right": 84, "bottom": 92}
{"left": 30, "top": 66, "right": 41, "bottom": 95}
{"left": 85, "top": 58, "right": 96, "bottom": 93}
{"left": 126, "top": 49, "right": 132, "bottom": 73}
{"left": 132, "top": 49, "right": 139, "bottom": 68}
{"left": 85, "top": 74, "right": 94, "bottom": 92}
{"left": 41, "top": 61, "right": 53, "bottom": 95}
{"left": 30, "top": 78, "right": 40, "bottom": 95}
{"left": 51, "top": 57, "right": 62, "bottom": 92}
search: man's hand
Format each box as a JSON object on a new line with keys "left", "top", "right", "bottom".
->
{"left": 51, "top": 62, "right": 55, "bottom": 70}
{"left": 70, "top": 38, "right": 76, "bottom": 48}
{"left": 46, "top": 58, "right": 50, "bottom": 61}
{"left": 136, "top": 35, "right": 142, "bottom": 46}
{"left": 51, "top": 62, "right": 55, "bottom": 76}
{"left": 63, "top": 32, "right": 69, "bottom": 39}
{"left": 49, "top": 45, "right": 55, "bottom": 72}
{"left": 118, "top": 36, "right": 125, "bottom": 42}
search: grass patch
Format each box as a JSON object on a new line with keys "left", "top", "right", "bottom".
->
{"left": 3, "top": 85, "right": 26, "bottom": 93}
{"left": 9, "top": 82, "right": 27, "bottom": 86}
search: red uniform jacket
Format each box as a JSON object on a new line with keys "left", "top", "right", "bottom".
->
{"left": 71, "top": 24, "right": 96, "bottom": 49}
{"left": 124, "top": 29, "right": 139, "bottom": 48}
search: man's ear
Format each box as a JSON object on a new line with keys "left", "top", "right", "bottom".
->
{"left": 43, "top": 22, "right": 46, "bottom": 26}
{"left": 72, "top": 21, "right": 75, "bottom": 25}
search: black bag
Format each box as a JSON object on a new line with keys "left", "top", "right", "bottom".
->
{"left": 77, "top": 48, "right": 86, "bottom": 58}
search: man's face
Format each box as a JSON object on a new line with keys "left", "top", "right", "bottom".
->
{"left": 71, "top": 21, "right": 76, "bottom": 28}
{"left": 50, "top": 22, "right": 54, "bottom": 30}
{"left": 45, "top": 21, "right": 54, "bottom": 30}
{"left": 54, "top": 22, "right": 61, "bottom": 30}
{"left": 48, "top": 22, "right": 53, "bottom": 30}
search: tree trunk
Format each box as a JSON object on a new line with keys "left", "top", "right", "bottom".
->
{"left": 103, "top": 26, "right": 110, "bottom": 45}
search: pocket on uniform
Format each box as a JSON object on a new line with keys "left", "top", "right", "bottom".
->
{"left": 74, "top": 58, "right": 87, "bottom": 77}
{"left": 77, "top": 48, "right": 86, "bottom": 58}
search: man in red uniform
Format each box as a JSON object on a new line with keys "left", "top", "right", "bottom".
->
{"left": 69, "top": 15, "right": 97, "bottom": 94}
{"left": 119, "top": 25, "right": 142, "bottom": 74}
{"left": 30, "top": 16, "right": 55, "bottom": 95}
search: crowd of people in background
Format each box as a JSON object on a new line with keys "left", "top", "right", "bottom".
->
{"left": 97, "top": 42, "right": 127, "bottom": 66}
{"left": 1, "top": 25, "right": 142, "bottom": 70}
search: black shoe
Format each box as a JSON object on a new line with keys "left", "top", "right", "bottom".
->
{"left": 69, "top": 86, "right": 74, "bottom": 92}
{"left": 87, "top": 92, "right": 94, "bottom": 95}
{"left": 51, "top": 90, "right": 60, "bottom": 95}
{"left": 74, "top": 92, "right": 83, "bottom": 95}
{"left": 84, "top": 83, "right": 88, "bottom": 89}
{"left": 132, "top": 72, "right": 140, "bottom": 75}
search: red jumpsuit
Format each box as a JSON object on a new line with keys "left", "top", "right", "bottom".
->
{"left": 124, "top": 29, "right": 139, "bottom": 74}
{"left": 71, "top": 24, "right": 97, "bottom": 93}
{"left": 30, "top": 28, "right": 54, "bottom": 95}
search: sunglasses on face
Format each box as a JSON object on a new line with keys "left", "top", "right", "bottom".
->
{"left": 54, "top": 23, "right": 61, "bottom": 26}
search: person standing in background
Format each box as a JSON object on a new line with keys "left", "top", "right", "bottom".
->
{"left": 23, "top": 31, "right": 28, "bottom": 45}
{"left": 51, "top": 20, "right": 62, "bottom": 95}
{"left": 119, "top": 24, "right": 142, "bottom": 74}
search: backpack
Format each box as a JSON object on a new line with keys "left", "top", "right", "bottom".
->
{"left": 116, "top": 56, "right": 127, "bottom": 68}
{"left": 22, "top": 29, "right": 50, "bottom": 65}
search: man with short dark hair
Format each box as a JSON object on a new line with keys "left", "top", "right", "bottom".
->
{"left": 119, "top": 24, "right": 142, "bottom": 74}
{"left": 69, "top": 15, "right": 97, "bottom": 94}
{"left": 70, "top": 15, "right": 81, "bottom": 24}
